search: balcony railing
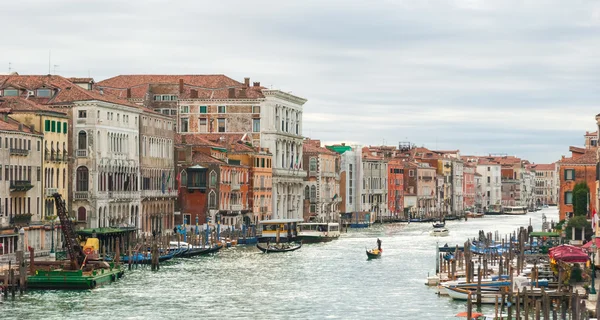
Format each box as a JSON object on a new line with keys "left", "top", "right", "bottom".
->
{"left": 76, "top": 149, "right": 87, "bottom": 157}
{"left": 10, "top": 180, "right": 33, "bottom": 192}
{"left": 10, "top": 148, "right": 29, "bottom": 156}
{"left": 231, "top": 183, "right": 240, "bottom": 191}
{"left": 45, "top": 187, "right": 58, "bottom": 197}
{"left": 231, "top": 204, "right": 243, "bottom": 211}
{"left": 260, "top": 206, "right": 268, "bottom": 213}
{"left": 74, "top": 191, "right": 88, "bottom": 200}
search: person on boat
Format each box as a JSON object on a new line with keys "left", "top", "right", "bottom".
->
{"left": 376, "top": 238, "right": 382, "bottom": 251}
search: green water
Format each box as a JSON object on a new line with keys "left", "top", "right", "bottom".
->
{"left": 2, "top": 209, "right": 557, "bottom": 320}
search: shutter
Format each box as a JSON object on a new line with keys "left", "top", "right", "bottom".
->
{"left": 44, "top": 120, "right": 50, "bottom": 132}
{"left": 564, "top": 169, "right": 567, "bottom": 181}
{"left": 63, "top": 122, "right": 67, "bottom": 134}
{"left": 564, "top": 192, "right": 567, "bottom": 204}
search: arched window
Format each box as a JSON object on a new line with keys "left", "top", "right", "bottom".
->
{"left": 209, "top": 171, "right": 217, "bottom": 187}
{"left": 310, "top": 185, "right": 316, "bottom": 201}
{"left": 209, "top": 191, "right": 216, "bottom": 209}
{"left": 76, "top": 166, "right": 89, "bottom": 191}
{"left": 77, "top": 207, "right": 87, "bottom": 222}
{"left": 309, "top": 158, "right": 317, "bottom": 172}
{"left": 78, "top": 131, "right": 87, "bottom": 150}
{"left": 181, "top": 170, "right": 188, "bottom": 187}
{"left": 304, "top": 186, "right": 310, "bottom": 199}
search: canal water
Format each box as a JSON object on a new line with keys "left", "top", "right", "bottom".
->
{"left": 3, "top": 208, "right": 558, "bottom": 320}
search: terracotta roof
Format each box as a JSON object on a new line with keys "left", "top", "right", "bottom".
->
{"left": 0, "top": 97, "right": 66, "bottom": 115}
{"left": 68, "top": 77, "right": 94, "bottom": 83}
{"left": 560, "top": 147, "right": 597, "bottom": 165}
{"left": 477, "top": 158, "right": 501, "bottom": 166}
{"left": 569, "top": 146, "right": 586, "bottom": 154}
{"left": 585, "top": 131, "right": 598, "bottom": 137}
{"left": 0, "top": 74, "right": 141, "bottom": 109}
{"left": 176, "top": 134, "right": 224, "bottom": 147}
{"left": 98, "top": 74, "right": 242, "bottom": 89}
{"left": 0, "top": 117, "right": 38, "bottom": 135}
{"left": 304, "top": 139, "right": 336, "bottom": 155}
{"left": 192, "top": 152, "right": 227, "bottom": 165}
{"left": 530, "top": 163, "right": 556, "bottom": 171}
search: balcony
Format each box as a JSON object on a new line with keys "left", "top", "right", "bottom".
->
{"left": 45, "top": 187, "right": 58, "bottom": 197}
{"left": 273, "top": 168, "right": 307, "bottom": 178}
{"left": 231, "top": 182, "right": 240, "bottom": 191}
{"left": 10, "top": 180, "right": 33, "bottom": 192}
{"left": 260, "top": 206, "right": 268, "bottom": 213}
{"left": 74, "top": 191, "right": 88, "bottom": 200}
{"left": 231, "top": 204, "right": 243, "bottom": 211}
{"left": 76, "top": 149, "right": 87, "bottom": 157}
{"left": 10, "top": 148, "right": 29, "bottom": 156}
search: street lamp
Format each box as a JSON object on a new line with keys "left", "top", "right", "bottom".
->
{"left": 50, "top": 216, "right": 56, "bottom": 254}
{"left": 592, "top": 235, "right": 597, "bottom": 295}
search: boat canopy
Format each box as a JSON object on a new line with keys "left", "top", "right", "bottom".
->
{"left": 77, "top": 227, "right": 137, "bottom": 236}
{"left": 259, "top": 219, "right": 302, "bottom": 224}
{"left": 529, "top": 231, "right": 561, "bottom": 238}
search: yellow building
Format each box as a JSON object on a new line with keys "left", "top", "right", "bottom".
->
{"left": 6, "top": 97, "right": 69, "bottom": 220}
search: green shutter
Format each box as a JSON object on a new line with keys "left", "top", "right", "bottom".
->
{"left": 45, "top": 120, "right": 50, "bottom": 132}
{"left": 63, "top": 122, "right": 67, "bottom": 134}
{"left": 564, "top": 169, "right": 567, "bottom": 180}
{"left": 57, "top": 121, "right": 62, "bottom": 133}
{"left": 51, "top": 121, "right": 56, "bottom": 132}
{"left": 200, "top": 106, "right": 207, "bottom": 113}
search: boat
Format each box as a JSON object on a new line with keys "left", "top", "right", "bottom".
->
{"left": 446, "top": 287, "right": 504, "bottom": 304}
{"left": 256, "top": 241, "right": 302, "bottom": 253}
{"left": 466, "top": 211, "right": 484, "bottom": 218}
{"left": 170, "top": 241, "right": 223, "bottom": 258}
{"left": 257, "top": 218, "right": 302, "bottom": 243}
{"left": 432, "top": 221, "right": 445, "bottom": 228}
{"left": 484, "top": 204, "right": 502, "bottom": 215}
{"left": 298, "top": 222, "right": 340, "bottom": 243}
{"left": 28, "top": 263, "right": 125, "bottom": 290}
{"left": 366, "top": 248, "right": 382, "bottom": 259}
{"left": 503, "top": 206, "right": 527, "bottom": 215}
{"left": 430, "top": 227, "right": 449, "bottom": 237}
{"left": 543, "top": 204, "right": 549, "bottom": 208}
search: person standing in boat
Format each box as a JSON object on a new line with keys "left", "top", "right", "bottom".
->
{"left": 376, "top": 238, "right": 382, "bottom": 251}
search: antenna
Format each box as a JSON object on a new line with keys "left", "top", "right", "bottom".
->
{"left": 8, "top": 62, "right": 11, "bottom": 73}
{"left": 48, "top": 49, "right": 51, "bottom": 74}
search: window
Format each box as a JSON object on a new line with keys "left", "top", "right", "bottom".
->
{"left": 217, "top": 118, "right": 226, "bottom": 132}
{"left": 218, "top": 106, "right": 226, "bottom": 113}
{"left": 76, "top": 166, "right": 89, "bottom": 191}
{"left": 565, "top": 191, "right": 573, "bottom": 205}
{"left": 209, "top": 171, "right": 217, "bottom": 187}
{"left": 63, "top": 122, "right": 67, "bottom": 134}
{"left": 309, "top": 158, "right": 317, "bottom": 172}
{"left": 564, "top": 169, "right": 575, "bottom": 181}
{"left": 209, "top": 191, "right": 217, "bottom": 208}
{"left": 310, "top": 204, "right": 316, "bottom": 213}
{"left": 3, "top": 89, "right": 18, "bottom": 96}
{"left": 310, "top": 185, "right": 316, "bottom": 201}
{"left": 153, "top": 95, "right": 161, "bottom": 101}
{"left": 162, "top": 95, "right": 170, "bottom": 101}
{"left": 77, "top": 207, "right": 87, "bottom": 222}
{"left": 487, "top": 177, "right": 490, "bottom": 183}
{"left": 180, "top": 170, "right": 187, "bottom": 186}
{"left": 57, "top": 121, "right": 62, "bottom": 133}
{"left": 170, "top": 110, "right": 177, "bottom": 115}
{"left": 44, "top": 120, "right": 50, "bottom": 131}
{"left": 37, "top": 167, "right": 40, "bottom": 181}
{"left": 78, "top": 110, "right": 87, "bottom": 118}
{"left": 180, "top": 105, "right": 189, "bottom": 114}
{"left": 200, "top": 106, "right": 207, "bottom": 113}
{"left": 252, "top": 106, "right": 260, "bottom": 113}
{"left": 253, "top": 119, "right": 260, "bottom": 132}
{"left": 304, "top": 186, "right": 310, "bottom": 199}
{"left": 37, "top": 89, "right": 51, "bottom": 97}
{"left": 170, "top": 95, "right": 177, "bottom": 101}
{"left": 409, "top": 170, "right": 414, "bottom": 177}
{"left": 199, "top": 118, "right": 208, "bottom": 132}
{"left": 78, "top": 131, "right": 87, "bottom": 150}
{"left": 180, "top": 118, "right": 189, "bottom": 132}
{"left": 51, "top": 121, "right": 56, "bottom": 132}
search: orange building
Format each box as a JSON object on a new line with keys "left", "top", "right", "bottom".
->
{"left": 558, "top": 146, "right": 597, "bottom": 221}
{"left": 388, "top": 158, "right": 404, "bottom": 217}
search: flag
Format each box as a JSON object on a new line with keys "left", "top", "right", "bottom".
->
{"left": 332, "top": 194, "right": 338, "bottom": 201}
{"left": 167, "top": 172, "right": 172, "bottom": 193}
{"left": 593, "top": 209, "right": 599, "bottom": 232}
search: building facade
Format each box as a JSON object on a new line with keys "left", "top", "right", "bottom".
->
{"left": 139, "top": 110, "right": 176, "bottom": 236}
{"left": 361, "top": 150, "right": 389, "bottom": 221}
{"left": 328, "top": 144, "right": 362, "bottom": 216}
{"left": 475, "top": 159, "right": 502, "bottom": 209}
{"left": 558, "top": 146, "right": 597, "bottom": 221}
{"left": 302, "top": 139, "right": 340, "bottom": 222}
{"left": 387, "top": 158, "right": 404, "bottom": 217}
{"left": 530, "top": 163, "right": 558, "bottom": 206}
{"left": 463, "top": 163, "right": 476, "bottom": 210}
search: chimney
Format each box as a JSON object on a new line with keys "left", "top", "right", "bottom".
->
{"left": 179, "top": 79, "right": 184, "bottom": 93}
{"left": 18, "top": 123, "right": 23, "bottom": 132}
{"left": 244, "top": 77, "right": 250, "bottom": 88}
{"left": 126, "top": 88, "right": 131, "bottom": 99}
{"left": 228, "top": 88, "right": 236, "bottom": 98}
{"left": 253, "top": 82, "right": 260, "bottom": 87}
{"left": 190, "top": 89, "right": 198, "bottom": 99}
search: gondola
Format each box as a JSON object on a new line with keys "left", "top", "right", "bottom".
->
{"left": 181, "top": 244, "right": 223, "bottom": 258}
{"left": 256, "top": 242, "right": 302, "bottom": 253}
{"left": 366, "top": 248, "right": 382, "bottom": 259}
{"left": 432, "top": 221, "right": 445, "bottom": 228}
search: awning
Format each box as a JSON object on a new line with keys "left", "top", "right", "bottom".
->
{"left": 549, "top": 245, "right": 589, "bottom": 263}
{"left": 582, "top": 238, "right": 600, "bottom": 251}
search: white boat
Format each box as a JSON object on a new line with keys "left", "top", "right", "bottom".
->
{"left": 446, "top": 286, "right": 503, "bottom": 304}
{"left": 430, "top": 227, "right": 449, "bottom": 237}
{"left": 298, "top": 222, "right": 340, "bottom": 243}
{"left": 503, "top": 206, "right": 527, "bottom": 215}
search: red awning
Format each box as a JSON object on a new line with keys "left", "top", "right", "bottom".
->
{"left": 582, "top": 238, "right": 600, "bottom": 251}
{"left": 549, "top": 244, "right": 590, "bottom": 263}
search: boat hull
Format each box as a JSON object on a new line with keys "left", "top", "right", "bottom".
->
{"left": 256, "top": 242, "right": 302, "bottom": 253}
{"left": 446, "top": 287, "right": 502, "bottom": 304}
{"left": 366, "top": 249, "right": 382, "bottom": 259}
{"left": 298, "top": 235, "right": 339, "bottom": 243}
{"left": 28, "top": 266, "right": 125, "bottom": 290}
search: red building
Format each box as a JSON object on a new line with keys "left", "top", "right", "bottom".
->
{"left": 463, "top": 162, "right": 476, "bottom": 210}
{"left": 388, "top": 158, "right": 404, "bottom": 217}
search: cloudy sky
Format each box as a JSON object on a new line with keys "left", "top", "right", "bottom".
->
{"left": 3, "top": 0, "right": 600, "bottom": 163}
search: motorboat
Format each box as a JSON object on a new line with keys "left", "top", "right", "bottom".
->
{"left": 430, "top": 227, "right": 449, "bottom": 237}
{"left": 298, "top": 222, "right": 340, "bottom": 243}
{"left": 503, "top": 206, "right": 527, "bottom": 215}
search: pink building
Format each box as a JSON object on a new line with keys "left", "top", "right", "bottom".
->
{"left": 463, "top": 163, "right": 476, "bottom": 210}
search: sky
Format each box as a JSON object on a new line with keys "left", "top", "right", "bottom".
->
{"left": 2, "top": 0, "right": 600, "bottom": 163}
